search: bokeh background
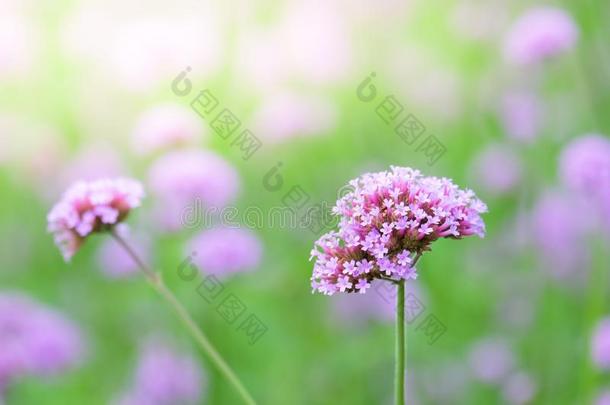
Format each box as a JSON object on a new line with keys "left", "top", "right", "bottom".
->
{"left": 1, "top": 0, "right": 610, "bottom": 404}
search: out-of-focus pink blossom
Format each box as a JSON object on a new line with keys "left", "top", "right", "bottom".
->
{"left": 469, "top": 338, "right": 515, "bottom": 383}
{"left": 560, "top": 134, "right": 610, "bottom": 194}
{"left": 592, "top": 317, "right": 610, "bottom": 370}
{"left": 596, "top": 390, "right": 610, "bottom": 405}
{"left": 471, "top": 144, "right": 523, "bottom": 196}
{"left": 251, "top": 92, "right": 337, "bottom": 143}
{"left": 96, "top": 232, "right": 150, "bottom": 279}
{"left": 147, "top": 150, "right": 240, "bottom": 230}
{"left": 130, "top": 104, "right": 205, "bottom": 155}
{"left": 501, "top": 91, "right": 544, "bottom": 143}
{"left": 47, "top": 178, "right": 144, "bottom": 261}
{"left": 186, "top": 227, "right": 262, "bottom": 278}
{"left": 504, "top": 6, "right": 578, "bottom": 65}
{"left": 58, "top": 142, "right": 126, "bottom": 191}
{"left": 114, "top": 338, "right": 205, "bottom": 405}
{"left": 0, "top": 292, "right": 83, "bottom": 391}
{"left": 502, "top": 372, "right": 537, "bottom": 405}
{"left": 531, "top": 190, "right": 591, "bottom": 280}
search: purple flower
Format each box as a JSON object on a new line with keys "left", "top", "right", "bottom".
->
{"left": 471, "top": 144, "right": 523, "bottom": 196}
{"left": 531, "top": 190, "right": 591, "bottom": 280}
{"left": 0, "top": 292, "right": 84, "bottom": 392}
{"left": 114, "top": 339, "right": 205, "bottom": 405}
{"left": 310, "top": 167, "right": 487, "bottom": 295}
{"left": 596, "top": 390, "right": 610, "bottom": 405}
{"left": 96, "top": 231, "right": 150, "bottom": 279}
{"left": 186, "top": 227, "right": 263, "bottom": 278}
{"left": 147, "top": 149, "right": 240, "bottom": 230}
{"left": 47, "top": 178, "right": 144, "bottom": 260}
{"left": 469, "top": 338, "right": 515, "bottom": 383}
{"left": 502, "top": 372, "right": 537, "bottom": 405}
{"left": 500, "top": 91, "right": 544, "bottom": 143}
{"left": 130, "top": 104, "right": 205, "bottom": 155}
{"left": 560, "top": 134, "right": 610, "bottom": 194}
{"left": 592, "top": 317, "right": 610, "bottom": 370}
{"left": 504, "top": 6, "right": 578, "bottom": 65}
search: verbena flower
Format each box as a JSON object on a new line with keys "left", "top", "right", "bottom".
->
{"left": 504, "top": 6, "right": 578, "bottom": 65}
{"left": 147, "top": 149, "right": 240, "bottom": 230}
{"left": 47, "top": 178, "right": 144, "bottom": 260}
{"left": 468, "top": 338, "right": 515, "bottom": 383}
{"left": 502, "top": 372, "right": 537, "bottom": 405}
{"left": 114, "top": 339, "right": 205, "bottom": 405}
{"left": 0, "top": 292, "right": 83, "bottom": 393}
{"left": 186, "top": 227, "right": 263, "bottom": 278}
{"left": 130, "top": 104, "right": 204, "bottom": 155}
{"left": 592, "top": 317, "right": 610, "bottom": 370}
{"left": 310, "top": 166, "right": 487, "bottom": 295}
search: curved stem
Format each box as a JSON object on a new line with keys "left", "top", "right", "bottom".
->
{"left": 111, "top": 231, "right": 257, "bottom": 405}
{"left": 395, "top": 280, "right": 405, "bottom": 405}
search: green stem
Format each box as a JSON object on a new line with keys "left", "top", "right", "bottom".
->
{"left": 111, "top": 231, "right": 257, "bottom": 405}
{"left": 395, "top": 280, "right": 405, "bottom": 405}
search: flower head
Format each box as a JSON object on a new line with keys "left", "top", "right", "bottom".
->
{"left": 186, "top": 227, "right": 263, "bottom": 278}
{"left": 504, "top": 6, "right": 578, "bottom": 65}
{"left": 0, "top": 292, "right": 84, "bottom": 392}
{"left": 147, "top": 149, "right": 240, "bottom": 230}
{"left": 310, "top": 167, "right": 487, "bottom": 295}
{"left": 114, "top": 338, "right": 205, "bottom": 405}
{"left": 130, "top": 104, "right": 204, "bottom": 155}
{"left": 47, "top": 178, "right": 144, "bottom": 261}
{"left": 592, "top": 317, "right": 610, "bottom": 370}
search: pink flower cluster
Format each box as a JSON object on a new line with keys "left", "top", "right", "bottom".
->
{"left": 310, "top": 167, "right": 487, "bottom": 295}
{"left": 47, "top": 178, "right": 144, "bottom": 261}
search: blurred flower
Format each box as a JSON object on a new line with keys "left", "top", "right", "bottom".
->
{"left": 114, "top": 338, "right": 205, "bottom": 405}
{"left": 592, "top": 317, "right": 610, "bottom": 370}
{"left": 531, "top": 190, "right": 591, "bottom": 280}
{"left": 469, "top": 338, "right": 515, "bottom": 383}
{"left": 251, "top": 92, "right": 337, "bottom": 143}
{"left": 560, "top": 134, "right": 610, "bottom": 194}
{"left": 186, "top": 227, "right": 262, "bottom": 278}
{"left": 310, "top": 167, "right": 487, "bottom": 295}
{"left": 504, "top": 6, "right": 578, "bottom": 65}
{"left": 58, "top": 142, "right": 126, "bottom": 191}
{"left": 470, "top": 144, "right": 523, "bottom": 196}
{"left": 96, "top": 233, "right": 150, "bottom": 279}
{"left": 147, "top": 150, "right": 240, "bottom": 230}
{"left": 0, "top": 292, "right": 83, "bottom": 391}
{"left": 561, "top": 134, "right": 610, "bottom": 228}
{"left": 130, "top": 104, "right": 205, "bottom": 155}
{"left": 501, "top": 91, "right": 544, "bottom": 143}
{"left": 502, "top": 371, "right": 537, "bottom": 405}
{"left": 47, "top": 178, "right": 144, "bottom": 261}
{"left": 596, "top": 390, "right": 610, "bottom": 405}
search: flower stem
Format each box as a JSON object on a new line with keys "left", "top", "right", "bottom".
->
{"left": 395, "top": 280, "right": 405, "bottom": 405}
{"left": 111, "top": 231, "right": 257, "bottom": 405}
